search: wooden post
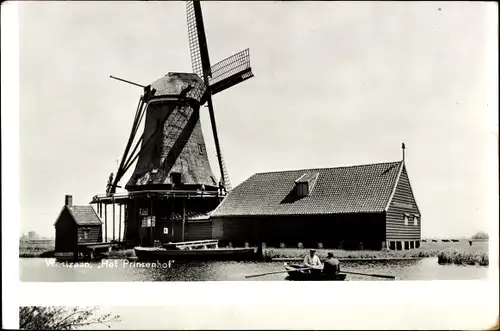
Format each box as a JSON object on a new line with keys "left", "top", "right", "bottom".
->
{"left": 181, "top": 198, "right": 186, "bottom": 242}
{"left": 112, "top": 201, "right": 116, "bottom": 241}
{"left": 119, "top": 204, "right": 122, "bottom": 243}
{"left": 149, "top": 198, "right": 153, "bottom": 246}
{"left": 104, "top": 204, "right": 107, "bottom": 243}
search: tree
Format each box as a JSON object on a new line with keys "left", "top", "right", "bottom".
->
{"left": 471, "top": 231, "right": 489, "bottom": 239}
{"left": 19, "top": 306, "right": 120, "bottom": 330}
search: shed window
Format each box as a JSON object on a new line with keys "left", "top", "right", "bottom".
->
{"left": 83, "top": 230, "right": 89, "bottom": 239}
{"left": 404, "top": 215, "right": 409, "bottom": 226}
{"left": 413, "top": 216, "right": 418, "bottom": 226}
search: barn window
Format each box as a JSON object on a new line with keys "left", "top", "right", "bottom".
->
{"left": 413, "top": 216, "right": 419, "bottom": 226}
{"left": 294, "top": 172, "right": 319, "bottom": 198}
{"left": 296, "top": 182, "right": 309, "bottom": 197}
{"left": 404, "top": 215, "right": 409, "bottom": 225}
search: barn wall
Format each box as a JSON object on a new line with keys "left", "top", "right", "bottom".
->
{"left": 212, "top": 213, "right": 386, "bottom": 249}
{"left": 185, "top": 221, "right": 212, "bottom": 241}
{"left": 54, "top": 208, "right": 77, "bottom": 252}
{"left": 386, "top": 166, "right": 421, "bottom": 240}
{"left": 77, "top": 225, "right": 102, "bottom": 244}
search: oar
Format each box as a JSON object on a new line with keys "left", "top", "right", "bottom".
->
{"left": 245, "top": 267, "right": 312, "bottom": 279}
{"left": 341, "top": 270, "right": 396, "bottom": 279}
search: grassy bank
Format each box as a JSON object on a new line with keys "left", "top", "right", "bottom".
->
{"left": 106, "top": 249, "right": 136, "bottom": 259}
{"left": 19, "top": 248, "right": 55, "bottom": 258}
{"left": 263, "top": 240, "right": 489, "bottom": 262}
{"left": 19, "top": 240, "right": 55, "bottom": 258}
{"left": 263, "top": 248, "right": 433, "bottom": 260}
{"left": 437, "top": 249, "right": 489, "bottom": 266}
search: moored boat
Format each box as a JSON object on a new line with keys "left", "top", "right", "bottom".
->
{"left": 134, "top": 246, "right": 262, "bottom": 262}
{"left": 284, "top": 262, "right": 347, "bottom": 281}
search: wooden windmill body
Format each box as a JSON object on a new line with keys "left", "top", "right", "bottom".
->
{"left": 91, "top": 1, "right": 253, "bottom": 247}
{"left": 125, "top": 72, "right": 218, "bottom": 192}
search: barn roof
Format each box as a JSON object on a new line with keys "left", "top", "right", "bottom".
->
{"left": 211, "top": 161, "right": 404, "bottom": 217}
{"left": 66, "top": 206, "right": 102, "bottom": 225}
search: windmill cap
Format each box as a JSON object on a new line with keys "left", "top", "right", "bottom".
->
{"left": 150, "top": 72, "right": 207, "bottom": 101}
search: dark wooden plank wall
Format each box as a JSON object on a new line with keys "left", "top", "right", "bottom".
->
{"left": 212, "top": 213, "right": 386, "bottom": 249}
{"left": 185, "top": 221, "right": 212, "bottom": 241}
{"left": 55, "top": 208, "right": 77, "bottom": 252}
{"left": 124, "top": 199, "right": 140, "bottom": 244}
{"left": 77, "top": 226, "right": 102, "bottom": 244}
{"left": 125, "top": 197, "right": 221, "bottom": 245}
{"left": 386, "top": 166, "right": 421, "bottom": 240}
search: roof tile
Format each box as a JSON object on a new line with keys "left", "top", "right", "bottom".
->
{"left": 67, "top": 206, "right": 102, "bottom": 225}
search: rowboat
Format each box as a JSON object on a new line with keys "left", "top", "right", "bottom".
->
{"left": 284, "top": 262, "right": 347, "bottom": 281}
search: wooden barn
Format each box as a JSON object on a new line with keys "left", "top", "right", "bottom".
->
{"left": 54, "top": 195, "right": 103, "bottom": 256}
{"left": 210, "top": 160, "right": 421, "bottom": 250}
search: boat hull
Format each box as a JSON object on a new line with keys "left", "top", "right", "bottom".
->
{"left": 284, "top": 263, "right": 347, "bottom": 281}
{"left": 134, "top": 246, "right": 262, "bottom": 262}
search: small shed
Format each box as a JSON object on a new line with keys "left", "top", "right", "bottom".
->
{"left": 54, "top": 195, "right": 103, "bottom": 254}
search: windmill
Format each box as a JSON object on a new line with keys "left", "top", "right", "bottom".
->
{"left": 94, "top": 1, "right": 254, "bottom": 246}
{"left": 106, "top": 0, "right": 253, "bottom": 195}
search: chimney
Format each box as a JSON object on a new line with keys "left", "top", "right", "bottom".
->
{"left": 65, "top": 195, "right": 73, "bottom": 207}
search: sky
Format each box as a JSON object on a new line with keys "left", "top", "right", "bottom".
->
{"left": 17, "top": 1, "right": 497, "bottom": 238}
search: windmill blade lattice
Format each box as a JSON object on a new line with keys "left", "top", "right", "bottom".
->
{"left": 207, "top": 49, "right": 253, "bottom": 95}
{"left": 186, "top": 1, "right": 211, "bottom": 79}
{"left": 218, "top": 150, "right": 232, "bottom": 191}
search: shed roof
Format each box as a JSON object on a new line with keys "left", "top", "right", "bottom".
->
{"left": 65, "top": 205, "right": 103, "bottom": 226}
{"left": 212, "top": 161, "right": 404, "bottom": 217}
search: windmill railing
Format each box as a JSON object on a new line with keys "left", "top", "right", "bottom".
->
{"left": 91, "top": 189, "right": 225, "bottom": 204}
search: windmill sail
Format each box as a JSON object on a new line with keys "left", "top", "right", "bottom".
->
{"left": 186, "top": 1, "right": 211, "bottom": 79}
{"left": 186, "top": 1, "right": 254, "bottom": 192}
{"left": 207, "top": 49, "right": 253, "bottom": 95}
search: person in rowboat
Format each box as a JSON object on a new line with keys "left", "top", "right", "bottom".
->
{"left": 323, "top": 252, "right": 340, "bottom": 275}
{"left": 303, "top": 249, "right": 323, "bottom": 272}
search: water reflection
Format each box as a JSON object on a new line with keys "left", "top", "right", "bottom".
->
{"left": 19, "top": 257, "right": 488, "bottom": 282}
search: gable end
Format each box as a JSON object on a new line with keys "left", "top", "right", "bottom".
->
{"left": 385, "top": 164, "right": 421, "bottom": 240}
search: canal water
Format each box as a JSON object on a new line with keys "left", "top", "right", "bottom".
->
{"left": 19, "top": 257, "right": 488, "bottom": 281}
